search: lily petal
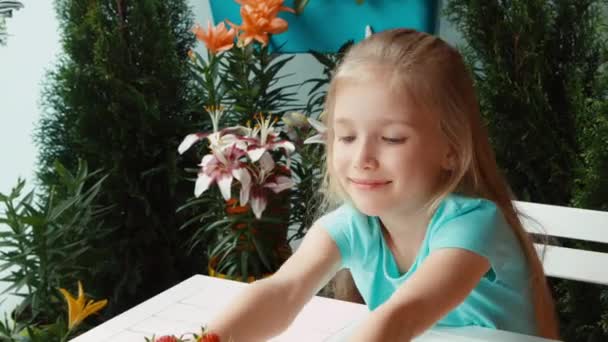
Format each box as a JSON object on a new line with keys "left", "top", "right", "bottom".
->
{"left": 267, "top": 17, "right": 289, "bottom": 34}
{"left": 178, "top": 133, "right": 206, "bottom": 154}
{"left": 76, "top": 281, "right": 85, "bottom": 310}
{"left": 272, "top": 140, "right": 295, "bottom": 155}
{"left": 59, "top": 288, "right": 78, "bottom": 329}
{"left": 259, "top": 152, "right": 275, "bottom": 173}
{"left": 303, "top": 133, "right": 325, "bottom": 145}
{"left": 208, "top": 131, "right": 244, "bottom": 151}
{"left": 247, "top": 147, "right": 267, "bottom": 162}
{"left": 307, "top": 117, "right": 327, "bottom": 132}
{"left": 232, "top": 168, "right": 251, "bottom": 205}
{"left": 217, "top": 174, "right": 234, "bottom": 200}
{"left": 250, "top": 194, "right": 267, "bottom": 219}
{"left": 195, "top": 173, "right": 214, "bottom": 197}
{"left": 200, "top": 154, "right": 215, "bottom": 167}
{"left": 80, "top": 299, "right": 108, "bottom": 322}
{"left": 266, "top": 175, "right": 294, "bottom": 193}
{"left": 206, "top": 131, "right": 223, "bottom": 146}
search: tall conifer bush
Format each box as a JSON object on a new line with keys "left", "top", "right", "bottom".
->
{"left": 444, "top": 1, "right": 608, "bottom": 340}
{"left": 36, "top": 0, "right": 200, "bottom": 317}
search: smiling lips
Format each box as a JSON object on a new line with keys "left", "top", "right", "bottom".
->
{"left": 348, "top": 178, "right": 391, "bottom": 190}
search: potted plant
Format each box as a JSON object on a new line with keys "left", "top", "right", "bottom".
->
{"left": 177, "top": 0, "right": 324, "bottom": 282}
{"left": 178, "top": 112, "right": 296, "bottom": 282}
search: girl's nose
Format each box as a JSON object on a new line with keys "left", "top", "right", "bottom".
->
{"left": 353, "top": 141, "right": 379, "bottom": 170}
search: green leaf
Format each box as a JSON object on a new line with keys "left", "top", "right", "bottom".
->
{"left": 176, "top": 197, "right": 215, "bottom": 213}
{"left": 294, "top": 0, "right": 309, "bottom": 15}
{"left": 0, "top": 276, "right": 28, "bottom": 296}
{"left": 240, "top": 250, "right": 249, "bottom": 281}
{"left": 251, "top": 234, "right": 272, "bottom": 271}
{"left": 53, "top": 160, "right": 75, "bottom": 187}
{"left": 209, "top": 233, "right": 237, "bottom": 264}
{"left": 20, "top": 215, "right": 46, "bottom": 227}
{"left": 309, "top": 51, "right": 334, "bottom": 68}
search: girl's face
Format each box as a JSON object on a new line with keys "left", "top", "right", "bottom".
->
{"left": 331, "top": 76, "right": 452, "bottom": 217}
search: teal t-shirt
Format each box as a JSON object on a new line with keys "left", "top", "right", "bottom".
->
{"left": 317, "top": 193, "right": 537, "bottom": 335}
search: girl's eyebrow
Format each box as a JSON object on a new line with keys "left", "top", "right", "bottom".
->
{"left": 334, "top": 118, "right": 352, "bottom": 126}
{"left": 334, "top": 117, "right": 414, "bottom": 127}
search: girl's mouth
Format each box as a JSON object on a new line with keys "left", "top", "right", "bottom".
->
{"left": 348, "top": 178, "right": 391, "bottom": 190}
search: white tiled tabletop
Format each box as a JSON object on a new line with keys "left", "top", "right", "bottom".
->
{"left": 71, "top": 275, "right": 560, "bottom": 342}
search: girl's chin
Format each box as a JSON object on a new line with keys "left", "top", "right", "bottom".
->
{"left": 350, "top": 198, "right": 391, "bottom": 217}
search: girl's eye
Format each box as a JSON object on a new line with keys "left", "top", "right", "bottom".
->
{"left": 337, "top": 136, "right": 355, "bottom": 143}
{"left": 382, "top": 137, "right": 407, "bottom": 144}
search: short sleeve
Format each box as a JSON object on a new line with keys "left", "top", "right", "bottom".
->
{"left": 315, "top": 204, "right": 358, "bottom": 268}
{"left": 428, "top": 199, "right": 504, "bottom": 264}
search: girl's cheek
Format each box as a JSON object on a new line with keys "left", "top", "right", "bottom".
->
{"left": 330, "top": 152, "right": 342, "bottom": 171}
{"left": 332, "top": 154, "right": 347, "bottom": 169}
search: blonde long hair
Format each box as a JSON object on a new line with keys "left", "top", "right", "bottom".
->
{"left": 318, "top": 28, "right": 559, "bottom": 339}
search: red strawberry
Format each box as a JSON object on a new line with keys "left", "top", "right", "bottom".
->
{"left": 199, "top": 333, "right": 221, "bottom": 342}
{"left": 155, "top": 335, "right": 179, "bottom": 342}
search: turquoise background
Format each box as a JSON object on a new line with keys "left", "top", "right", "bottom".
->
{"left": 209, "top": 0, "right": 439, "bottom": 53}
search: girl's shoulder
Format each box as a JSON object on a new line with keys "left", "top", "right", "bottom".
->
{"left": 432, "top": 193, "right": 499, "bottom": 227}
{"left": 314, "top": 202, "right": 378, "bottom": 268}
{"left": 427, "top": 194, "right": 518, "bottom": 264}
{"left": 316, "top": 202, "right": 372, "bottom": 231}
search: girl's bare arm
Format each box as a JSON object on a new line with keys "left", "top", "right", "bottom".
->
{"left": 349, "top": 248, "right": 490, "bottom": 341}
{"left": 206, "top": 224, "right": 342, "bottom": 342}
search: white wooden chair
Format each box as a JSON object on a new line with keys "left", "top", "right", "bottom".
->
{"left": 514, "top": 201, "right": 608, "bottom": 285}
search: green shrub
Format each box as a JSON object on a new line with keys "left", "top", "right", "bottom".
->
{"left": 35, "top": 0, "right": 200, "bottom": 317}
{"left": 0, "top": 160, "right": 110, "bottom": 336}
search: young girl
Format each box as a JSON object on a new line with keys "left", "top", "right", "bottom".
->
{"left": 205, "top": 28, "right": 560, "bottom": 341}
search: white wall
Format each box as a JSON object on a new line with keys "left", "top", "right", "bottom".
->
{"left": 0, "top": 0, "right": 61, "bottom": 318}
{"left": 0, "top": 0, "right": 59, "bottom": 194}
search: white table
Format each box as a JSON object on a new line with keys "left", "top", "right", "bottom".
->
{"left": 71, "top": 275, "right": 560, "bottom": 342}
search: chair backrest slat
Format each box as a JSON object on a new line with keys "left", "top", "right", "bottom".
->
{"left": 534, "top": 244, "right": 608, "bottom": 285}
{"left": 513, "top": 201, "right": 608, "bottom": 285}
{"left": 514, "top": 201, "right": 608, "bottom": 244}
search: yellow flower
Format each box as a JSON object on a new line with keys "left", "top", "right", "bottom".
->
{"left": 59, "top": 281, "right": 108, "bottom": 330}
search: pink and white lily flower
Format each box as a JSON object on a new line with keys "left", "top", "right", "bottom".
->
{"left": 178, "top": 127, "right": 247, "bottom": 155}
{"left": 195, "top": 145, "right": 251, "bottom": 205}
{"left": 303, "top": 117, "right": 327, "bottom": 144}
{"left": 245, "top": 113, "right": 295, "bottom": 162}
{"left": 178, "top": 105, "right": 248, "bottom": 154}
{"left": 249, "top": 152, "right": 294, "bottom": 219}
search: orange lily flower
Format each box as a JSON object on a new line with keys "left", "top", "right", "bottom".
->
{"left": 192, "top": 21, "right": 236, "bottom": 55}
{"left": 236, "top": 0, "right": 295, "bottom": 17}
{"left": 229, "top": 0, "right": 295, "bottom": 46}
{"left": 59, "top": 281, "right": 108, "bottom": 330}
